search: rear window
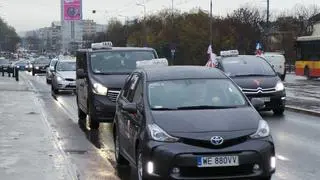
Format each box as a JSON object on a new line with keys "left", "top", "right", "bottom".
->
{"left": 90, "top": 50, "right": 156, "bottom": 74}
{"left": 34, "top": 58, "right": 50, "bottom": 64}
{"left": 221, "top": 56, "right": 276, "bottom": 76}
{"left": 0, "top": 59, "right": 9, "bottom": 65}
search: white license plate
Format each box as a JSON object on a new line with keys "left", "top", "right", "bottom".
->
{"left": 197, "top": 156, "right": 239, "bottom": 167}
{"left": 258, "top": 97, "right": 270, "bottom": 102}
{"left": 69, "top": 83, "right": 76, "bottom": 86}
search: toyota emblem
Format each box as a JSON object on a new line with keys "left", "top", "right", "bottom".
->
{"left": 210, "top": 136, "right": 224, "bottom": 146}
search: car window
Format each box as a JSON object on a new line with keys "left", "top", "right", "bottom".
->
{"left": 0, "top": 59, "right": 9, "bottom": 65}
{"left": 132, "top": 80, "right": 143, "bottom": 103}
{"left": 221, "top": 56, "right": 276, "bottom": 76}
{"left": 122, "top": 74, "right": 140, "bottom": 102}
{"left": 148, "top": 79, "right": 247, "bottom": 109}
{"left": 34, "top": 58, "right": 50, "bottom": 64}
{"left": 56, "top": 62, "right": 76, "bottom": 71}
{"left": 90, "top": 50, "right": 155, "bottom": 74}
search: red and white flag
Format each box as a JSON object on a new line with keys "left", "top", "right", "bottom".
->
{"left": 205, "top": 45, "right": 217, "bottom": 67}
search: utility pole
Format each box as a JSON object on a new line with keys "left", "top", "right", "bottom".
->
{"left": 171, "top": 0, "right": 175, "bottom": 65}
{"left": 266, "top": 0, "right": 270, "bottom": 51}
{"left": 209, "top": 0, "right": 213, "bottom": 46}
{"left": 137, "top": 1, "right": 147, "bottom": 46}
{"left": 267, "top": 0, "right": 270, "bottom": 29}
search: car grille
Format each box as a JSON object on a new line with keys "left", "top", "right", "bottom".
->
{"left": 241, "top": 87, "right": 276, "bottom": 94}
{"left": 107, "top": 89, "right": 120, "bottom": 103}
{"left": 65, "top": 78, "right": 75, "bottom": 81}
{"left": 180, "top": 136, "right": 249, "bottom": 149}
{"left": 178, "top": 164, "right": 254, "bottom": 177}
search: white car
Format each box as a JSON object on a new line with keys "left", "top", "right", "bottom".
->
{"left": 263, "top": 53, "right": 286, "bottom": 81}
{"left": 51, "top": 60, "right": 76, "bottom": 95}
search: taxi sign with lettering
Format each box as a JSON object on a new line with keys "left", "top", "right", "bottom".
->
{"left": 91, "top": 41, "right": 113, "bottom": 49}
{"left": 136, "top": 58, "right": 168, "bottom": 69}
{"left": 220, "top": 50, "right": 239, "bottom": 57}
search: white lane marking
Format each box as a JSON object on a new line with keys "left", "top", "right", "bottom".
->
{"left": 276, "top": 154, "right": 290, "bottom": 161}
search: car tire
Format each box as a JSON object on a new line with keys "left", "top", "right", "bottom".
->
{"left": 32, "top": 69, "right": 35, "bottom": 76}
{"left": 88, "top": 103, "right": 100, "bottom": 130}
{"left": 114, "top": 128, "right": 128, "bottom": 166}
{"left": 304, "top": 67, "right": 313, "bottom": 80}
{"left": 51, "top": 85, "right": 59, "bottom": 95}
{"left": 280, "top": 69, "right": 286, "bottom": 81}
{"left": 46, "top": 79, "right": 51, "bottom": 84}
{"left": 261, "top": 176, "right": 271, "bottom": 180}
{"left": 273, "top": 107, "right": 285, "bottom": 116}
{"left": 136, "top": 147, "right": 147, "bottom": 180}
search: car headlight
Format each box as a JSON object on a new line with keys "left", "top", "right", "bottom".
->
{"left": 16, "top": 66, "right": 20, "bottom": 68}
{"left": 148, "top": 124, "right": 179, "bottom": 142}
{"left": 92, "top": 82, "right": 108, "bottom": 95}
{"left": 275, "top": 81, "right": 284, "bottom": 91}
{"left": 250, "top": 120, "right": 270, "bottom": 139}
{"left": 57, "top": 76, "right": 64, "bottom": 82}
{"left": 35, "top": 66, "right": 39, "bottom": 69}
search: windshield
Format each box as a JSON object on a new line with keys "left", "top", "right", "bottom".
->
{"left": 90, "top": 50, "right": 156, "bottom": 74}
{"left": 148, "top": 79, "right": 247, "bottom": 110}
{"left": 49, "top": 60, "right": 58, "bottom": 67}
{"left": 0, "top": 59, "right": 9, "bottom": 65}
{"left": 221, "top": 56, "right": 276, "bottom": 76}
{"left": 34, "top": 58, "right": 50, "bottom": 64}
{"left": 56, "top": 61, "right": 76, "bottom": 71}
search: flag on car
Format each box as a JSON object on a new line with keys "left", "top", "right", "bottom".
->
{"left": 255, "top": 42, "right": 263, "bottom": 56}
{"left": 205, "top": 45, "right": 217, "bottom": 67}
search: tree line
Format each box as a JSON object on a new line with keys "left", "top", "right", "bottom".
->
{"left": 0, "top": 18, "right": 20, "bottom": 52}
{"left": 90, "top": 4, "right": 320, "bottom": 65}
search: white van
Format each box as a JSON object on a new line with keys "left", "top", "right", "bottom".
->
{"left": 263, "top": 53, "right": 286, "bottom": 80}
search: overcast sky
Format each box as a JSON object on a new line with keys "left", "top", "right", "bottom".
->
{"left": 0, "top": 0, "right": 318, "bottom": 32}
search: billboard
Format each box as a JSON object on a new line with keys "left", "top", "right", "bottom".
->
{"left": 63, "top": 0, "right": 82, "bottom": 21}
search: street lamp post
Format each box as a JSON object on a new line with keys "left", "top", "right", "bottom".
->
{"left": 137, "top": 1, "right": 147, "bottom": 46}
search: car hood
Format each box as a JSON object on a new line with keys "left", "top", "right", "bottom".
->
{"left": 92, "top": 74, "right": 129, "bottom": 89}
{"left": 57, "top": 71, "right": 76, "bottom": 79}
{"left": 231, "top": 76, "right": 279, "bottom": 89}
{"left": 152, "top": 107, "right": 260, "bottom": 136}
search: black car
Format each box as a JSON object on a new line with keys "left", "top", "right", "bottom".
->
{"left": 0, "top": 58, "right": 10, "bottom": 73}
{"left": 32, "top": 57, "right": 50, "bottom": 76}
{"left": 113, "top": 66, "right": 276, "bottom": 180}
{"left": 76, "top": 42, "right": 158, "bottom": 129}
{"left": 216, "top": 51, "right": 286, "bottom": 115}
{"left": 14, "top": 60, "right": 29, "bottom": 71}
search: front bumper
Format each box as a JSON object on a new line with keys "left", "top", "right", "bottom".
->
{"left": 33, "top": 68, "right": 47, "bottom": 73}
{"left": 142, "top": 138, "right": 275, "bottom": 180}
{"left": 246, "top": 90, "right": 286, "bottom": 110}
{"left": 89, "top": 94, "right": 117, "bottom": 122}
{"left": 56, "top": 80, "right": 76, "bottom": 90}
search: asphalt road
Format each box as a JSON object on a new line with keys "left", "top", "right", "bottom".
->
{"left": 21, "top": 72, "right": 320, "bottom": 180}
{"left": 284, "top": 74, "right": 320, "bottom": 111}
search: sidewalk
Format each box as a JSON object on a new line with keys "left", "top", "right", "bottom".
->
{"left": 0, "top": 75, "right": 73, "bottom": 180}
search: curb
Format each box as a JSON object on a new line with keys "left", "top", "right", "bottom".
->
{"left": 286, "top": 105, "right": 320, "bottom": 117}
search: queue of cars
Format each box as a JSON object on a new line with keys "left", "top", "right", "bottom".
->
{"left": 25, "top": 42, "right": 280, "bottom": 180}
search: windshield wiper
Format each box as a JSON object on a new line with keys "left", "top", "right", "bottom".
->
{"left": 176, "top": 105, "right": 238, "bottom": 110}
{"left": 232, "top": 74, "right": 274, "bottom": 77}
{"left": 151, "top": 107, "right": 177, "bottom": 110}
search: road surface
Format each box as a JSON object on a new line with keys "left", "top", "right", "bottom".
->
{"left": 20, "top": 72, "right": 320, "bottom": 180}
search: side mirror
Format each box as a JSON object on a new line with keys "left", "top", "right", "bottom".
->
{"left": 77, "top": 69, "right": 87, "bottom": 78}
{"left": 50, "top": 66, "right": 55, "bottom": 72}
{"left": 251, "top": 98, "right": 265, "bottom": 110}
{"left": 122, "top": 103, "right": 137, "bottom": 114}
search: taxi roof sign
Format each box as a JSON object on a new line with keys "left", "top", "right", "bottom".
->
{"left": 220, "top": 50, "right": 239, "bottom": 57}
{"left": 91, "top": 41, "right": 113, "bottom": 50}
{"left": 136, "top": 58, "right": 168, "bottom": 69}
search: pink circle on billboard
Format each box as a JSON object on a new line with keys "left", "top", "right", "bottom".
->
{"left": 63, "top": 0, "right": 82, "bottom": 20}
